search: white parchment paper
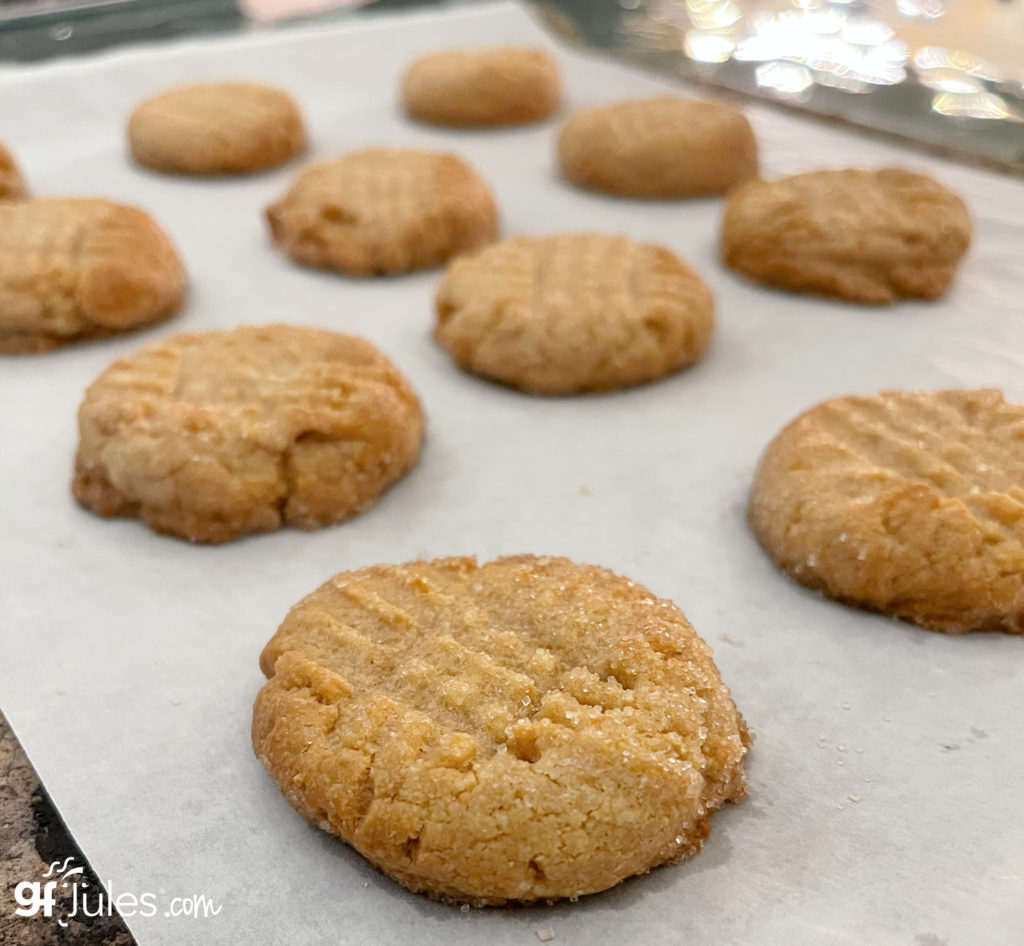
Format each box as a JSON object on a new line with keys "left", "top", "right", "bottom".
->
{"left": 1, "top": 4, "right": 1022, "bottom": 943}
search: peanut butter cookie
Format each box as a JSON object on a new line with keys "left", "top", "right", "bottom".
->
{"left": 74, "top": 324, "right": 423, "bottom": 543}
{"left": 434, "top": 233, "right": 713, "bottom": 394}
{"left": 128, "top": 81, "right": 307, "bottom": 175}
{"left": 557, "top": 97, "right": 757, "bottom": 199}
{"left": 266, "top": 148, "right": 497, "bottom": 276}
{"left": 0, "top": 198, "right": 184, "bottom": 354}
{"left": 402, "top": 47, "right": 561, "bottom": 127}
{"left": 749, "top": 388, "right": 1024, "bottom": 633}
{"left": 0, "top": 143, "right": 26, "bottom": 201}
{"left": 253, "top": 554, "right": 749, "bottom": 904}
{"left": 722, "top": 168, "right": 971, "bottom": 304}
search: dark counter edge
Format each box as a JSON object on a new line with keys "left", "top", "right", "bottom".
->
{"left": 0, "top": 709, "right": 137, "bottom": 945}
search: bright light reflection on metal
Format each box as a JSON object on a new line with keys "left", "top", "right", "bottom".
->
{"left": 914, "top": 46, "right": 1002, "bottom": 80}
{"left": 917, "top": 68, "right": 983, "bottom": 94}
{"left": 756, "top": 60, "right": 815, "bottom": 94}
{"left": 932, "top": 91, "right": 1020, "bottom": 120}
{"left": 686, "top": 0, "right": 742, "bottom": 31}
{"left": 896, "top": 0, "right": 945, "bottom": 19}
{"left": 684, "top": 29, "right": 736, "bottom": 62}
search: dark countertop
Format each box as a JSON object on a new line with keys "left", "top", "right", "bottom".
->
{"left": 0, "top": 712, "right": 135, "bottom": 945}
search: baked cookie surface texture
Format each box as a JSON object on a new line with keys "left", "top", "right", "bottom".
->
{"left": 0, "top": 143, "right": 26, "bottom": 201}
{"left": 722, "top": 168, "right": 971, "bottom": 304}
{"left": 128, "top": 82, "right": 307, "bottom": 175}
{"left": 253, "top": 554, "right": 750, "bottom": 904}
{"left": 557, "top": 97, "right": 758, "bottom": 198}
{"left": 74, "top": 324, "right": 423, "bottom": 543}
{"left": 750, "top": 388, "right": 1024, "bottom": 633}
{"left": 434, "top": 233, "right": 713, "bottom": 394}
{"left": 402, "top": 47, "right": 561, "bottom": 127}
{"left": 266, "top": 148, "right": 498, "bottom": 276}
{"left": 0, "top": 198, "right": 184, "bottom": 354}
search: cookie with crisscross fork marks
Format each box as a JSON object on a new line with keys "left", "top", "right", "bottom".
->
{"left": 750, "top": 389, "right": 1024, "bottom": 633}
{"left": 557, "top": 97, "right": 758, "bottom": 199}
{"left": 253, "top": 554, "right": 749, "bottom": 904}
{"left": 73, "top": 324, "right": 423, "bottom": 543}
{"left": 722, "top": 169, "right": 971, "bottom": 304}
{"left": 0, "top": 143, "right": 26, "bottom": 201}
{"left": 0, "top": 198, "right": 184, "bottom": 354}
{"left": 434, "top": 233, "right": 713, "bottom": 394}
{"left": 266, "top": 148, "right": 497, "bottom": 276}
{"left": 128, "top": 82, "right": 306, "bottom": 175}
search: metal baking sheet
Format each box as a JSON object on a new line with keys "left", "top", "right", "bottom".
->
{"left": 1, "top": 3, "right": 1022, "bottom": 943}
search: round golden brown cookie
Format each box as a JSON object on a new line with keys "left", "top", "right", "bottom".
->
{"left": 0, "top": 143, "right": 26, "bottom": 201}
{"left": 721, "top": 168, "right": 971, "bottom": 304}
{"left": 128, "top": 81, "right": 307, "bottom": 175}
{"left": 434, "top": 233, "right": 713, "bottom": 394}
{"left": 266, "top": 148, "right": 497, "bottom": 276}
{"left": 253, "top": 554, "right": 749, "bottom": 904}
{"left": 0, "top": 198, "right": 184, "bottom": 354}
{"left": 749, "top": 388, "right": 1024, "bottom": 634}
{"left": 401, "top": 46, "right": 561, "bottom": 127}
{"left": 557, "top": 97, "right": 757, "bottom": 199}
{"left": 73, "top": 324, "right": 423, "bottom": 544}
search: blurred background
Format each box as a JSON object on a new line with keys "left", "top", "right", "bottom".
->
{"left": 1, "top": 0, "right": 1021, "bottom": 172}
